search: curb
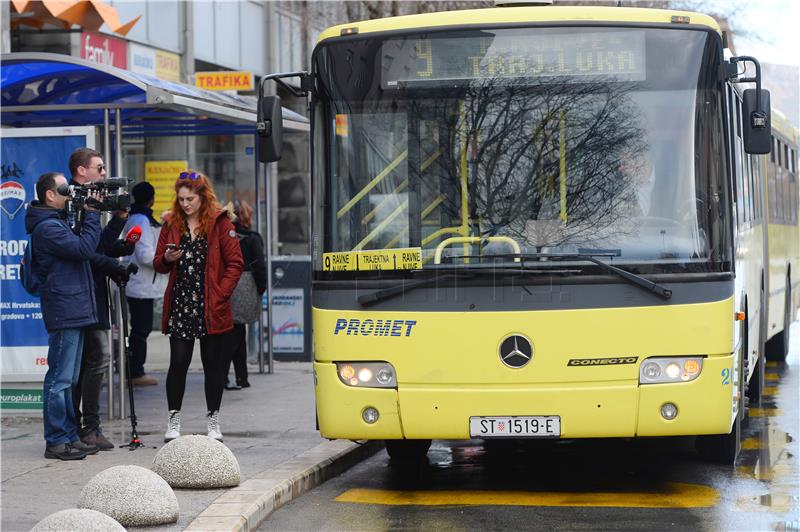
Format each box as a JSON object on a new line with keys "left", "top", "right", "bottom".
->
{"left": 184, "top": 439, "right": 382, "bottom": 531}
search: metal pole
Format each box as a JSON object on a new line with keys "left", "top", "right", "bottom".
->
{"left": 254, "top": 135, "right": 266, "bottom": 374}
{"left": 265, "top": 162, "right": 274, "bottom": 374}
{"left": 103, "top": 109, "right": 111, "bottom": 166}
{"left": 106, "top": 281, "right": 114, "bottom": 419}
{"left": 115, "top": 285, "right": 126, "bottom": 419}
{"left": 114, "top": 109, "right": 126, "bottom": 418}
{"left": 103, "top": 108, "right": 115, "bottom": 419}
{"left": 115, "top": 110, "right": 123, "bottom": 177}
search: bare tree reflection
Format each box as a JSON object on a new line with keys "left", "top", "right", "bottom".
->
{"left": 414, "top": 76, "right": 648, "bottom": 253}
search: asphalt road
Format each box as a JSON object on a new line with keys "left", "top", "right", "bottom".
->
{"left": 262, "top": 324, "right": 799, "bottom": 531}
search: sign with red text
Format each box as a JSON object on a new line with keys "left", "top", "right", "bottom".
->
{"left": 80, "top": 32, "right": 127, "bottom": 69}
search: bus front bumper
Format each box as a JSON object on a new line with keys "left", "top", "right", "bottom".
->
{"left": 314, "top": 354, "right": 735, "bottom": 440}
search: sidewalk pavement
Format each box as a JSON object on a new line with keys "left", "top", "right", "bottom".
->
{"left": 1, "top": 336, "right": 380, "bottom": 531}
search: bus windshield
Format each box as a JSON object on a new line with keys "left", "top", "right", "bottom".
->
{"left": 313, "top": 26, "right": 729, "bottom": 276}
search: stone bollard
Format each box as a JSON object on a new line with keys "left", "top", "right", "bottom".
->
{"left": 152, "top": 434, "right": 240, "bottom": 488}
{"left": 31, "top": 508, "right": 125, "bottom": 532}
{"left": 78, "top": 465, "right": 179, "bottom": 526}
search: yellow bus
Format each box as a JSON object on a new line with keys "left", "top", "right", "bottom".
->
{"left": 257, "top": 4, "right": 794, "bottom": 464}
{"left": 765, "top": 112, "right": 799, "bottom": 362}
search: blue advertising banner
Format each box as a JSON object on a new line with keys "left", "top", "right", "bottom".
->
{"left": 1, "top": 127, "right": 95, "bottom": 382}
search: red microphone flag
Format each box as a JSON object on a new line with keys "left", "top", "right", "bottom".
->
{"left": 124, "top": 225, "right": 142, "bottom": 244}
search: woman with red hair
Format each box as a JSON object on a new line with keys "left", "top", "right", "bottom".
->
{"left": 153, "top": 171, "right": 243, "bottom": 442}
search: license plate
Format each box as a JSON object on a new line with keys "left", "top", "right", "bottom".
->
{"left": 469, "top": 416, "right": 560, "bottom": 438}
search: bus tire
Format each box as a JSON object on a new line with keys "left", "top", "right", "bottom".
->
{"left": 696, "top": 336, "right": 744, "bottom": 465}
{"left": 766, "top": 279, "right": 791, "bottom": 363}
{"left": 385, "top": 439, "right": 432, "bottom": 461}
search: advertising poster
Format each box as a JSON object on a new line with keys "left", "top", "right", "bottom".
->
{"left": 145, "top": 160, "right": 187, "bottom": 216}
{"left": 0, "top": 127, "right": 95, "bottom": 394}
{"left": 264, "top": 288, "right": 304, "bottom": 353}
{"left": 129, "top": 43, "right": 181, "bottom": 83}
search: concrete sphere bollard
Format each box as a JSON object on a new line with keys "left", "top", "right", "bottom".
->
{"left": 152, "top": 434, "right": 240, "bottom": 488}
{"left": 31, "top": 508, "right": 125, "bottom": 532}
{"left": 78, "top": 465, "right": 179, "bottom": 526}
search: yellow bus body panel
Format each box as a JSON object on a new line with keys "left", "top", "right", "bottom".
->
{"left": 314, "top": 297, "right": 735, "bottom": 440}
{"left": 318, "top": 6, "right": 721, "bottom": 44}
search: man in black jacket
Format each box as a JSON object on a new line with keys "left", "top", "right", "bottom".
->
{"left": 68, "top": 148, "right": 133, "bottom": 451}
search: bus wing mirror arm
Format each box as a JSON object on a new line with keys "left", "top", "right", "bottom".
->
{"left": 256, "top": 71, "right": 313, "bottom": 163}
{"left": 728, "top": 56, "right": 772, "bottom": 154}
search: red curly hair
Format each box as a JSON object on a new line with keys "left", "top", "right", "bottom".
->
{"left": 168, "top": 170, "right": 222, "bottom": 237}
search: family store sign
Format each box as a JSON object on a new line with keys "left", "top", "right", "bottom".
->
{"left": 80, "top": 31, "right": 127, "bottom": 69}
{"left": 195, "top": 71, "right": 254, "bottom": 91}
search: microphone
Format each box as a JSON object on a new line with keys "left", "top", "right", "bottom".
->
{"left": 124, "top": 225, "right": 142, "bottom": 244}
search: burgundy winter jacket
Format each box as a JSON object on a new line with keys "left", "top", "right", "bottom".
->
{"left": 153, "top": 210, "right": 244, "bottom": 335}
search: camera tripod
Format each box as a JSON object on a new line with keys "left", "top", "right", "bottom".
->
{"left": 116, "top": 263, "right": 147, "bottom": 450}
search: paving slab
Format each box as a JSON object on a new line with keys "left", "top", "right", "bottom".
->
{"left": 1, "top": 361, "right": 375, "bottom": 531}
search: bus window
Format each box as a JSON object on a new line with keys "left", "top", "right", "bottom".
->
{"left": 784, "top": 177, "right": 792, "bottom": 224}
{"left": 778, "top": 140, "right": 783, "bottom": 167}
{"left": 792, "top": 148, "right": 797, "bottom": 173}
{"left": 768, "top": 169, "right": 777, "bottom": 221}
{"left": 771, "top": 136, "right": 776, "bottom": 162}
{"left": 734, "top": 98, "right": 745, "bottom": 225}
{"left": 735, "top": 98, "right": 742, "bottom": 138}
{"left": 785, "top": 144, "right": 790, "bottom": 170}
{"left": 750, "top": 157, "right": 756, "bottom": 222}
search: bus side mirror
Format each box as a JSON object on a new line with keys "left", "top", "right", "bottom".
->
{"left": 257, "top": 95, "right": 283, "bottom": 162}
{"left": 742, "top": 89, "right": 771, "bottom": 154}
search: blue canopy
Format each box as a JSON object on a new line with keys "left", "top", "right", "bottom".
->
{"left": 1, "top": 53, "right": 308, "bottom": 136}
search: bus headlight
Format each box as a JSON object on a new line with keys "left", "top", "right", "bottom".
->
{"left": 337, "top": 362, "right": 396, "bottom": 388}
{"left": 639, "top": 357, "right": 703, "bottom": 384}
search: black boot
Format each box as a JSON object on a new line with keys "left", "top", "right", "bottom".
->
{"left": 44, "top": 443, "right": 87, "bottom": 460}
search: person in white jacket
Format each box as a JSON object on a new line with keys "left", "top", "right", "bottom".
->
{"left": 123, "top": 182, "right": 168, "bottom": 386}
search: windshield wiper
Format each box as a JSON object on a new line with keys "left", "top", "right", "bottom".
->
{"left": 357, "top": 266, "right": 582, "bottom": 307}
{"left": 453, "top": 252, "right": 672, "bottom": 300}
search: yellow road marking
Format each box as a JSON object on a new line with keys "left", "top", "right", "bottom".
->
{"left": 765, "top": 373, "right": 780, "bottom": 381}
{"left": 765, "top": 362, "right": 778, "bottom": 368}
{"left": 749, "top": 408, "right": 781, "bottom": 417}
{"left": 762, "top": 386, "right": 778, "bottom": 396}
{"left": 335, "top": 482, "right": 718, "bottom": 508}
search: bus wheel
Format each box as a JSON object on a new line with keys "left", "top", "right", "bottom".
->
{"left": 696, "top": 340, "right": 744, "bottom": 464}
{"left": 766, "top": 280, "right": 791, "bottom": 362}
{"left": 385, "top": 439, "right": 432, "bottom": 461}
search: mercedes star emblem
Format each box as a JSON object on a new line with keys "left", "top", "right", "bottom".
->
{"left": 499, "top": 334, "right": 533, "bottom": 368}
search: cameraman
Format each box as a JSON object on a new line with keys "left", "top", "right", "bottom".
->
{"left": 26, "top": 172, "right": 102, "bottom": 460}
{"left": 67, "top": 148, "right": 133, "bottom": 451}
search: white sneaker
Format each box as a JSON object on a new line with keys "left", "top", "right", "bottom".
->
{"left": 164, "top": 410, "right": 181, "bottom": 442}
{"left": 207, "top": 410, "right": 223, "bottom": 441}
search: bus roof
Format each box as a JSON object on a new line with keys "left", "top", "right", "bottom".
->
{"left": 317, "top": 6, "right": 722, "bottom": 44}
{"left": 772, "top": 109, "right": 799, "bottom": 145}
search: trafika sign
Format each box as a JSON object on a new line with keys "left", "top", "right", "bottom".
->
{"left": 80, "top": 32, "right": 127, "bottom": 69}
{"left": 195, "top": 71, "right": 254, "bottom": 91}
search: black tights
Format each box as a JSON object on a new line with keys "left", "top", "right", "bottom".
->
{"left": 166, "top": 335, "right": 226, "bottom": 412}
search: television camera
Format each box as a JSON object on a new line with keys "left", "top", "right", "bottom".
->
{"left": 57, "top": 177, "right": 132, "bottom": 212}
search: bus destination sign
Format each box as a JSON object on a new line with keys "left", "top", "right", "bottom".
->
{"left": 382, "top": 30, "right": 646, "bottom": 86}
